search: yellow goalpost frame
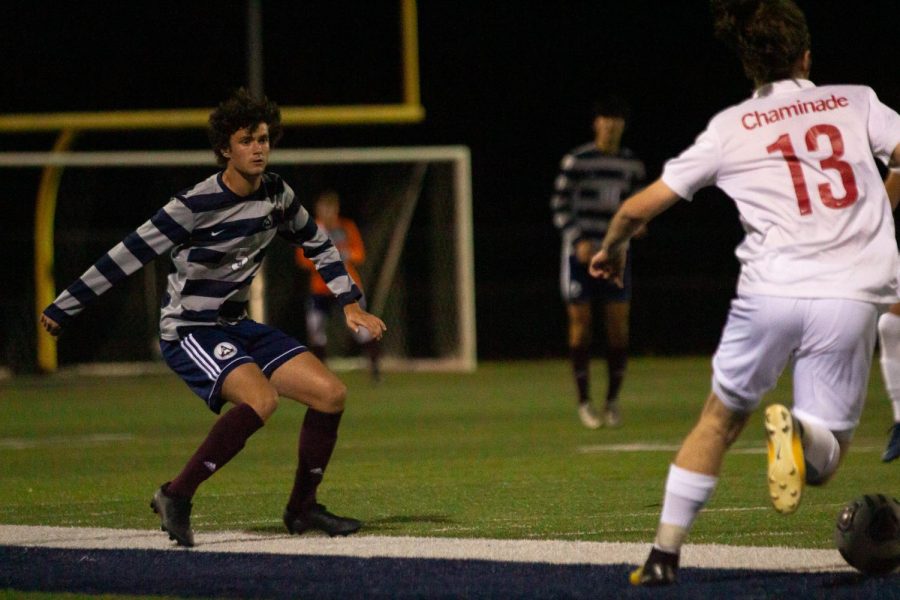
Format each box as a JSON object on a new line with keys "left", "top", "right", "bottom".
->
{"left": 0, "top": 0, "right": 423, "bottom": 133}
{"left": 3, "top": 0, "right": 424, "bottom": 373}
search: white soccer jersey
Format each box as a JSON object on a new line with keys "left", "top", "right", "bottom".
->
{"left": 662, "top": 79, "right": 900, "bottom": 303}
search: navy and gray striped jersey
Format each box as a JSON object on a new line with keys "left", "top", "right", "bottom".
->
{"left": 44, "top": 171, "right": 362, "bottom": 341}
{"left": 550, "top": 143, "right": 645, "bottom": 254}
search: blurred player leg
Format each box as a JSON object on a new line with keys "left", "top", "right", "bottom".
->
{"left": 568, "top": 302, "right": 600, "bottom": 429}
{"left": 603, "top": 300, "right": 630, "bottom": 427}
{"left": 305, "top": 297, "right": 329, "bottom": 361}
{"left": 877, "top": 308, "right": 900, "bottom": 462}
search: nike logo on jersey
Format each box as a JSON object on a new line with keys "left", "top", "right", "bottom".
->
{"left": 211, "top": 230, "right": 226, "bottom": 237}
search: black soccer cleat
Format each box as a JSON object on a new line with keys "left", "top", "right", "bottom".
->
{"left": 284, "top": 503, "right": 362, "bottom": 537}
{"left": 150, "top": 483, "right": 195, "bottom": 547}
{"left": 629, "top": 547, "right": 679, "bottom": 586}
{"left": 882, "top": 423, "right": 900, "bottom": 463}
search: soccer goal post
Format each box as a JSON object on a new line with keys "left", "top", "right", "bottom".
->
{"left": 6, "top": 146, "right": 476, "bottom": 374}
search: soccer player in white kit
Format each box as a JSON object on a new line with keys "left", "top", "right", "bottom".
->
{"left": 589, "top": 0, "right": 900, "bottom": 586}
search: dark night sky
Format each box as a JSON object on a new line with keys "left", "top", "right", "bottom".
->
{"left": 3, "top": 1, "right": 899, "bottom": 367}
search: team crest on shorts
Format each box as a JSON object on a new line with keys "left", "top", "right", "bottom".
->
{"left": 213, "top": 342, "right": 238, "bottom": 361}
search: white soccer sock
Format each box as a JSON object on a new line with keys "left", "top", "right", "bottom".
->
{"left": 877, "top": 312, "right": 900, "bottom": 423}
{"left": 655, "top": 464, "right": 718, "bottom": 553}
{"left": 795, "top": 415, "right": 840, "bottom": 485}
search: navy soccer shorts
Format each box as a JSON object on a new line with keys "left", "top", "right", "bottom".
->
{"left": 160, "top": 319, "right": 307, "bottom": 414}
{"left": 562, "top": 250, "right": 632, "bottom": 304}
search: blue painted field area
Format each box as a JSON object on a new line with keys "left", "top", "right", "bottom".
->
{"left": 2, "top": 545, "right": 898, "bottom": 599}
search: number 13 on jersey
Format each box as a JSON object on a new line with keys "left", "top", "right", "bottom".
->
{"left": 766, "top": 123, "right": 859, "bottom": 215}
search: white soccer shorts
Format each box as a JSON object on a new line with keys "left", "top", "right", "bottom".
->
{"left": 711, "top": 294, "right": 878, "bottom": 431}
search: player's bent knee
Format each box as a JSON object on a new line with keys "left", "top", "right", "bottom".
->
{"left": 243, "top": 387, "right": 279, "bottom": 421}
{"left": 320, "top": 379, "right": 347, "bottom": 413}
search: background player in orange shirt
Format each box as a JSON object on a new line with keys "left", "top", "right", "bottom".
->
{"left": 296, "top": 190, "right": 381, "bottom": 381}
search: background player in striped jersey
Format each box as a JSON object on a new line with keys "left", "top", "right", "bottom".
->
{"left": 295, "top": 189, "right": 381, "bottom": 382}
{"left": 551, "top": 97, "right": 645, "bottom": 429}
{"left": 590, "top": 0, "right": 900, "bottom": 586}
{"left": 40, "top": 88, "right": 386, "bottom": 547}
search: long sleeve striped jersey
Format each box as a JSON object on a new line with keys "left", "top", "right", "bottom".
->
{"left": 550, "top": 143, "right": 645, "bottom": 254}
{"left": 44, "top": 171, "right": 362, "bottom": 341}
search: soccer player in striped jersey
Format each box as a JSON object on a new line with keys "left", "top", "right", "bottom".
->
{"left": 551, "top": 96, "right": 645, "bottom": 429}
{"left": 590, "top": 0, "right": 900, "bottom": 586}
{"left": 40, "top": 88, "right": 386, "bottom": 547}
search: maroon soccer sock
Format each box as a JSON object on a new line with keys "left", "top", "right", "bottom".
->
{"left": 606, "top": 346, "right": 628, "bottom": 403}
{"left": 286, "top": 408, "right": 343, "bottom": 514}
{"left": 571, "top": 345, "right": 590, "bottom": 403}
{"left": 167, "top": 403, "right": 264, "bottom": 499}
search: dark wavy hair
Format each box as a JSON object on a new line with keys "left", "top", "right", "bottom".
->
{"left": 592, "top": 95, "right": 631, "bottom": 122}
{"left": 711, "top": 0, "right": 810, "bottom": 86}
{"left": 207, "top": 88, "right": 284, "bottom": 166}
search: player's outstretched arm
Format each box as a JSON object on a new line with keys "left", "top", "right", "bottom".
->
{"left": 343, "top": 302, "right": 387, "bottom": 340}
{"left": 40, "top": 202, "right": 189, "bottom": 334}
{"left": 589, "top": 178, "right": 680, "bottom": 285}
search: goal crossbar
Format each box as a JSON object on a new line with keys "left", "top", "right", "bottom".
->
{"left": 0, "top": 146, "right": 470, "bottom": 167}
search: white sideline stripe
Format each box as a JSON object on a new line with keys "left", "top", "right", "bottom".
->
{"left": 0, "top": 434, "right": 134, "bottom": 450}
{"left": 0, "top": 525, "right": 852, "bottom": 572}
{"left": 577, "top": 444, "right": 880, "bottom": 454}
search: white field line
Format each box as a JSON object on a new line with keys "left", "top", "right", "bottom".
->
{"left": 577, "top": 443, "right": 880, "bottom": 454}
{"left": 0, "top": 525, "right": 853, "bottom": 573}
{"left": 0, "top": 433, "right": 134, "bottom": 450}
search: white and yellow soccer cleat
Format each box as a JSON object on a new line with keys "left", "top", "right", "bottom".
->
{"left": 629, "top": 547, "right": 678, "bottom": 586}
{"left": 764, "top": 404, "right": 805, "bottom": 514}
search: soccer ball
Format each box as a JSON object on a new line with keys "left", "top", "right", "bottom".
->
{"left": 833, "top": 493, "right": 900, "bottom": 575}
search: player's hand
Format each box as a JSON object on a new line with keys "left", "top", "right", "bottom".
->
{"left": 588, "top": 247, "right": 626, "bottom": 288}
{"left": 40, "top": 313, "right": 62, "bottom": 336}
{"left": 343, "top": 302, "right": 387, "bottom": 341}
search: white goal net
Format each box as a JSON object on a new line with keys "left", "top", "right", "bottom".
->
{"left": 5, "top": 146, "right": 476, "bottom": 374}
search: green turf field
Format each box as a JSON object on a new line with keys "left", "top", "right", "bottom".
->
{"left": 1, "top": 357, "right": 895, "bottom": 549}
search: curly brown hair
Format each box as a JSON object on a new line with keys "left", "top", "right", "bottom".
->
{"left": 207, "top": 88, "right": 284, "bottom": 166}
{"left": 711, "top": 0, "right": 810, "bottom": 86}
